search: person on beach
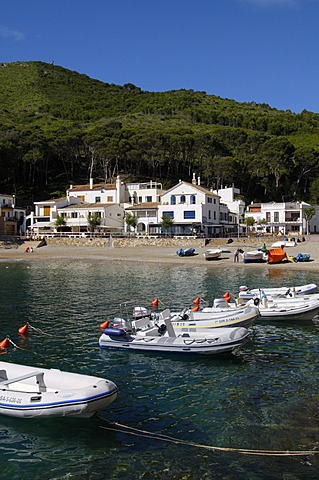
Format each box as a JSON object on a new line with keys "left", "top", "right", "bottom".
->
{"left": 234, "top": 249, "right": 239, "bottom": 262}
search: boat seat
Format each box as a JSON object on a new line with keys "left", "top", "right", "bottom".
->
{"left": 133, "top": 317, "right": 150, "bottom": 330}
{"left": 138, "top": 326, "right": 159, "bottom": 336}
{"left": 0, "top": 371, "right": 47, "bottom": 392}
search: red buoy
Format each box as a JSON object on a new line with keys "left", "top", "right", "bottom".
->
{"left": 0, "top": 337, "right": 9, "bottom": 349}
{"left": 152, "top": 298, "right": 159, "bottom": 308}
{"left": 100, "top": 320, "right": 109, "bottom": 330}
{"left": 193, "top": 296, "right": 200, "bottom": 305}
{"left": 18, "top": 324, "right": 29, "bottom": 335}
{"left": 223, "top": 292, "right": 230, "bottom": 299}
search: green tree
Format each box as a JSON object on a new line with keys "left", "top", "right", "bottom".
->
{"left": 244, "top": 216, "right": 256, "bottom": 232}
{"left": 87, "top": 212, "right": 101, "bottom": 233}
{"left": 55, "top": 214, "right": 66, "bottom": 232}
{"left": 303, "top": 207, "right": 316, "bottom": 235}
{"left": 161, "top": 213, "right": 174, "bottom": 236}
{"left": 125, "top": 213, "right": 138, "bottom": 233}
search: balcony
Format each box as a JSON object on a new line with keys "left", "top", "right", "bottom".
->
{"left": 285, "top": 217, "right": 301, "bottom": 223}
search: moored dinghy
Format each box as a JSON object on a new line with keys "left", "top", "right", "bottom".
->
{"left": 169, "top": 302, "right": 260, "bottom": 331}
{"left": 238, "top": 283, "right": 318, "bottom": 300}
{"left": 0, "top": 361, "right": 118, "bottom": 419}
{"left": 247, "top": 294, "right": 319, "bottom": 321}
{"left": 99, "top": 309, "right": 251, "bottom": 355}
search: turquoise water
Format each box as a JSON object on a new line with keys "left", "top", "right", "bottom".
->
{"left": 0, "top": 259, "right": 318, "bottom": 479}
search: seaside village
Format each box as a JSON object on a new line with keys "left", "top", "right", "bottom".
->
{"left": 1, "top": 173, "right": 319, "bottom": 243}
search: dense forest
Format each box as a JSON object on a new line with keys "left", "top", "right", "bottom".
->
{"left": 1, "top": 61, "right": 319, "bottom": 207}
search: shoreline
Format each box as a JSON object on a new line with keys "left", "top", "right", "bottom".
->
{"left": 1, "top": 241, "right": 319, "bottom": 271}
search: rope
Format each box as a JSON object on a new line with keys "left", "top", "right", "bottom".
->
{"left": 7, "top": 336, "right": 31, "bottom": 351}
{"left": 27, "top": 323, "right": 54, "bottom": 336}
{"left": 100, "top": 421, "right": 318, "bottom": 457}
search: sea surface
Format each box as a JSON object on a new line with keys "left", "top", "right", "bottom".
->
{"left": 0, "top": 259, "right": 318, "bottom": 479}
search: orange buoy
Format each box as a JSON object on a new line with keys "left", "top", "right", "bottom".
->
{"left": 0, "top": 337, "right": 9, "bottom": 349}
{"left": 100, "top": 320, "right": 109, "bottom": 330}
{"left": 152, "top": 298, "right": 159, "bottom": 308}
{"left": 193, "top": 296, "right": 200, "bottom": 305}
{"left": 18, "top": 324, "right": 29, "bottom": 335}
{"left": 192, "top": 305, "right": 200, "bottom": 312}
{"left": 223, "top": 292, "right": 230, "bottom": 299}
{"left": 225, "top": 296, "right": 231, "bottom": 303}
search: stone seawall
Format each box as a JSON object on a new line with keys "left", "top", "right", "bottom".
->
{"left": 43, "top": 236, "right": 273, "bottom": 248}
{"left": 44, "top": 236, "right": 208, "bottom": 248}
{"left": 2, "top": 234, "right": 312, "bottom": 250}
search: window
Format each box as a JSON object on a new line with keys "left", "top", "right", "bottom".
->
{"left": 107, "top": 196, "right": 113, "bottom": 202}
{"left": 180, "top": 195, "right": 186, "bottom": 204}
{"left": 95, "top": 196, "right": 101, "bottom": 203}
{"left": 146, "top": 196, "right": 152, "bottom": 202}
{"left": 266, "top": 212, "right": 270, "bottom": 222}
{"left": 163, "top": 211, "right": 174, "bottom": 219}
{"left": 71, "top": 212, "right": 78, "bottom": 218}
{"left": 208, "top": 211, "right": 211, "bottom": 219}
{"left": 190, "top": 195, "right": 196, "bottom": 204}
{"left": 214, "top": 211, "right": 216, "bottom": 220}
{"left": 214, "top": 198, "right": 216, "bottom": 204}
{"left": 184, "top": 211, "right": 195, "bottom": 219}
{"left": 274, "top": 212, "right": 279, "bottom": 222}
{"left": 208, "top": 197, "right": 212, "bottom": 203}
{"left": 170, "top": 195, "right": 176, "bottom": 205}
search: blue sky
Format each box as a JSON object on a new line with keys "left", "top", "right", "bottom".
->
{"left": 1, "top": 0, "right": 319, "bottom": 113}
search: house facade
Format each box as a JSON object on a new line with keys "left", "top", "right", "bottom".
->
{"left": 157, "top": 180, "right": 222, "bottom": 236}
{"left": 66, "top": 176, "right": 126, "bottom": 204}
{"left": 245, "top": 201, "right": 319, "bottom": 235}
{"left": 25, "top": 197, "right": 82, "bottom": 233}
{"left": 214, "top": 186, "right": 246, "bottom": 237}
{"left": 57, "top": 203, "right": 124, "bottom": 233}
{"left": 0, "top": 194, "right": 25, "bottom": 235}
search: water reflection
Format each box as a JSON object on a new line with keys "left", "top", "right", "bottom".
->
{"left": 0, "top": 260, "right": 318, "bottom": 479}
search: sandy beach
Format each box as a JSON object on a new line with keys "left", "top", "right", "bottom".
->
{"left": 1, "top": 238, "right": 319, "bottom": 272}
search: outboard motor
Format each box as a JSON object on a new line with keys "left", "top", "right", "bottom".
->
{"left": 213, "top": 298, "right": 230, "bottom": 309}
{"left": 133, "top": 306, "right": 151, "bottom": 319}
{"left": 158, "top": 324, "right": 167, "bottom": 335}
{"left": 239, "top": 285, "right": 249, "bottom": 292}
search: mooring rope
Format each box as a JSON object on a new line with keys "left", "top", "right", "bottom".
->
{"left": 7, "top": 336, "right": 29, "bottom": 351}
{"left": 27, "top": 323, "right": 54, "bottom": 336}
{"left": 100, "top": 421, "right": 318, "bottom": 457}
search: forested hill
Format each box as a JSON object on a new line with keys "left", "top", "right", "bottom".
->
{"left": 1, "top": 60, "right": 319, "bottom": 206}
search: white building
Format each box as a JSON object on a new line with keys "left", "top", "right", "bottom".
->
{"left": 157, "top": 178, "right": 222, "bottom": 236}
{"left": 25, "top": 197, "right": 82, "bottom": 233}
{"left": 67, "top": 176, "right": 126, "bottom": 204}
{"left": 0, "top": 194, "right": 25, "bottom": 235}
{"left": 245, "top": 201, "right": 319, "bottom": 235}
{"left": 213, "top": 186, "right": 246, "bottom": 237}
{"left": 125, "top": 181, "right": 165, "bottom": 205}
{"left": 57, "top": 203, "right": 124, "bottom": 234}
{"left": 124, "top": 203, "right": 159, "bottom": 234}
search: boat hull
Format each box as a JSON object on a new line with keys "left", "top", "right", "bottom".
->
{"left": 0, "top": 362, "right": 118, "bottom": 419}
{"left": 203, "top": 249, "right": 222, "bottom": 260}
{"left": 257, "top": 302, "right": 319, "bottom": 321}
{"left": 170, "top": 306, "right": 259, "bottom": 331}
{"left": 239, "top": 283, "right": 317, "bottom": 299}
{"left": 99, "top": 327, "right": 251, "bottom": 355}
{"left": 243, "top": 251, "right": 264, "bottom": 263}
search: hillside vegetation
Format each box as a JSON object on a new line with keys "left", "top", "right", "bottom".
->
{"left": 1, "top": 61, "right": 319, "bottom": 206}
